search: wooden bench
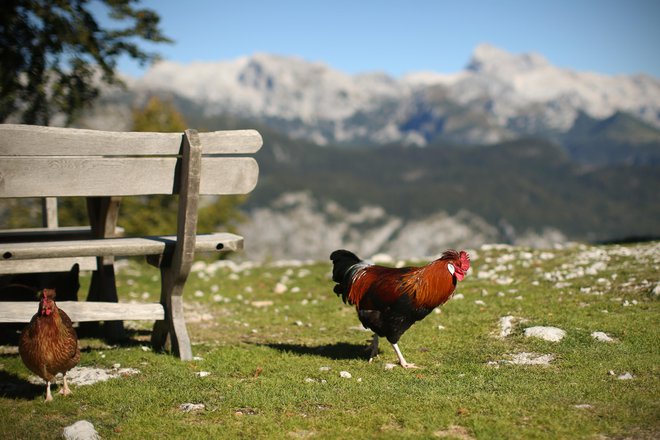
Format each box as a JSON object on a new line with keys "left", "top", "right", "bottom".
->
{"left": 0, "top": 124, "right": 262, "bottom": 360}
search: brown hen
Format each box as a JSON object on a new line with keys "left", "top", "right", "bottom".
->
{"left": 19, "top": 288, "right": 80, "bottom": 401}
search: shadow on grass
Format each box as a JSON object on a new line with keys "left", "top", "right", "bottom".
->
{"left": 261, "top": 342, "right": 368, "bottom": 361}
{"left": 0, "top": 369, "right": 44, "bottom": 400}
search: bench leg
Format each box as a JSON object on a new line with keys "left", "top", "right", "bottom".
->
{"left": 152, "top": 267, "right": 193, "bottom": 360}
{"left": 85, "top": 196, "right": 125, "bottom": 341}
{"left": 87, "top": 261, "right": 126, "bottom": 341}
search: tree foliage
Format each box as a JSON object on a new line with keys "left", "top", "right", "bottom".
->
{"left": 0, "top": 0, "right": 171, "bottom": 126}
{"left": 118, "top": 96, "right": 247, "bottom": 237}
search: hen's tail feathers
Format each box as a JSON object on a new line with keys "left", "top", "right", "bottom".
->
{"left": 330, "top": 250, "right": 364, "bottom": 303}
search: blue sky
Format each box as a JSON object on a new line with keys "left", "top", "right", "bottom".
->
{"left": 102, "top": 0, "right": 660, "bottom": 78}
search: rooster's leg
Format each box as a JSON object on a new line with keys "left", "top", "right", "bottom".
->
{"left": 59, "top": 375, "right": 72, "bottom": 396}
{"left": 391, "top": 343, "right": 418, "bottom": 369}
{"left": 368, "top": 334, "right": 379, "bottom": 362}
{"left": 45, "top": 381, "right": 53, "bottom": 402}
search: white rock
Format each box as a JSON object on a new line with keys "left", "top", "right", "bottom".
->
{"left": 452, "top": 293, "right": 464, "bottom": 300}
{"left": 339, "top": 371, "right": 352, "bottom": 378}
{"left": 319, "top": 366, "right": 331, "bottom": 372}
{"left": 591, "top": 331, "right": 615, "bottom": 343}
{"left": 196, "top": 371, "right": 211, "bottom": 378}
{"left": 62, "top": 420, "right": 100, "bottom": 440}
{"left": 384, "top": 363, "right": 398, "bottom": 370}
{"left": 498, "top": 315, "right": 515, "bottom": 338}
{"left": 179, "top": 403, "right": 205, "bottom": 412}
{"left": 274, "top": 282, "right": 288, "bottom": 293}
{"left": 474, "top": 300, "right": 486, "bottom": 306}
{"left": 524, "top": 326, "right": 566, "bottom": 342}
{"left": 251, "top": 300, "right": 274, "bottom": 308}
{"left": 617, "top": 372, "right": 634, "bottom": 380}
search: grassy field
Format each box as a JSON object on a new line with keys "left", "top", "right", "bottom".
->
{"left": 1, "top": 242, "right": 658, "bottom": 439}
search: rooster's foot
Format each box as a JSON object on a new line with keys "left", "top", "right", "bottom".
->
{"left": 400, "top": 362, "right": 420, "bottom": 369}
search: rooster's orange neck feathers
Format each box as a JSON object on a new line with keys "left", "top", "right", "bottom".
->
{"left": 400, "top": 259, "right": 458, "bottom": 309}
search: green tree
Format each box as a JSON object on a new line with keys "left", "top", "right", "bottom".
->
{"left": 119, "top": 96, "right": 247, "bottom": 237}
{"left": 0, "top": 0, "right": 171, "bottom": 126}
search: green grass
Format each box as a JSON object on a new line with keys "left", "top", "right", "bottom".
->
{"left": 1, "top": 243, "right": 658, "bottom": 439}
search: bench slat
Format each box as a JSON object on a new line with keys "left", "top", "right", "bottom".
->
{"left": 0, "top": 124, "right": 263, "bottom": 155}
{"left": 0, "top": 256, "right": 97, "bottom": 274}
{"left": 0, "top": 157, "right": 259, "bottom": 197}
{"left": 0, "top": 232, "right": 243, "bottom": 261}
{"left": 0, "top": 301, "right": 164, "bottom": 323}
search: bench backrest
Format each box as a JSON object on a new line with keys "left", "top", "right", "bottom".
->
{"left": 0, "top": 124, "right": 262, "bottom": 198}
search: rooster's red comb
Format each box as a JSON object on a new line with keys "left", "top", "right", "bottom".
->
{"left": 459, "top": 251, "right": 470, "bottom": 270}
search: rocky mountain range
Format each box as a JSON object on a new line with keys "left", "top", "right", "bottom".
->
{"left": 126, "top": 43, "right": 660, "bottom": 148}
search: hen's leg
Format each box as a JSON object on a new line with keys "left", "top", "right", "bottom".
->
{"left": 367, "top": 334, "right": 379, "bottom": 362}
{"left": 59, "top": 375, "right": 72, "bottom": 396}
{"left": 392, "top": 343, "right": 418, "bottom": 369}
{"left": 45, "top": 381, "right": 53, "bottom": 402}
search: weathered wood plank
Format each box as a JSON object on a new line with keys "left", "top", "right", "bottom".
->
{"left": 0, "top": 301, "right": 164, "bottom": 323}
{"left": 0, "top": 124, "right": 262, "bottom": 155}
{"left": 0, "top": 256, "right": 97, "bottom": 274}
{"left": 0, "top": 226, "right": 93, "bottom": 242}
{"left": 0, "top": 232, "right": 243, "bottom": 261}
{"left": 0, "top": 157, "right": 259, "bottom": 197}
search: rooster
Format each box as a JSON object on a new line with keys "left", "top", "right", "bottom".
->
{"left": 331, "top": 249, "right": 470, "bottom": 368}
{"left": 19, "top": 289, "right": 80, "bottom": 401}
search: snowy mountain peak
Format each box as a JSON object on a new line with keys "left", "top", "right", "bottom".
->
{"left": 467, "top": 43, "right": 550, "bottom": 76}
{"left": 132, "top": 45, "right": 660, "bottom": 146}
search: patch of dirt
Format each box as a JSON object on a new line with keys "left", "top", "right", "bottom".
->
{"left": 434, "top": 425, "right": 475, "bottom": 439}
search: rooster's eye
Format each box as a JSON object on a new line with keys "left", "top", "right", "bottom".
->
{"left": 447, "top": 263, "right": 455, "bottom": 276}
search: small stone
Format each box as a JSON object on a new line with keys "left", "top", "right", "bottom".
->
{"left": 617, "top": 372, "right": 634, "bottom": 380}
{"left": 251, "top": 300, "right": 274, "bottom": 308}
{"left": 524, "top": 326, "right": 566, "bottom": 342}
{"left": 62, "top": 420, "right": 100, "bottom": 440}
{"left": 591, "top": 331, "right": 615, "bottom": 343}
{"left": 179, "top": 403, "right": 205, "bottom": 412}
{"left": 339, "top": 371, "right": 352, "bottom": 378}
{"left": 196, "top": 371, "right": 211, "bottom": 378}
{"left": 384, "top": 363, "right": 397, "bottom": 370}
{"left": 274, "top": 282, "right": 287, "bottom": 293}
{"left": 319, "top": 366, "right": 331, "bottom": 372}
{"left": 653, "top": 284, "right": 660, "bottom": 297}
{"left": 498, "top": 316, "right": 515, "bottom": 338}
